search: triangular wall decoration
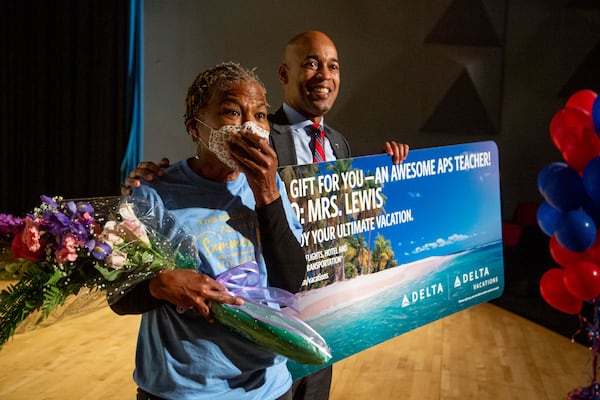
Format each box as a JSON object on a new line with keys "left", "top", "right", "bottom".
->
{"left": 421, "top": 68, "right": 499, "bottom": 135}
{"left": 425, "top": 0, "right": 503, "bottom": 46}
{"left": 559, "top": 41, "right": 600, "bottom": 98}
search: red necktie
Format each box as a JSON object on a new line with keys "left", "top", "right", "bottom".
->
{"left": 308, "top": 123, "right": 326, "bottom": 163}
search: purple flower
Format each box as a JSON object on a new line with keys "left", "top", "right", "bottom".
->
{"left": 90, "top": 241, "right": 112, "bottom": 260}
{"left": 75, "top": 202, "right": 94, "bottom": 216}
{"left": 38, "top": 200, "right": 97, "bottom": 249}
{"left": 0, "top": 214, "right": 24, "bottom": 235}
{"left": 41, "top": 212, "right": 71, "bottom": 245}
{"left": 40, "top": 195, "right": 58, "bottom": 209}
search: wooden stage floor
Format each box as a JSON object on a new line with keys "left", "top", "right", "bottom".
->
{"left": 0, "top": 302, "right": 594, "bottom": 399}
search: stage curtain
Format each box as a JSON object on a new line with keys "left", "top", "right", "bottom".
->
{"left": 0, "top": 0, "right": 128, "bottom": 215}
{"left": 120, "top": 0, "right": 144, "bottom": 185}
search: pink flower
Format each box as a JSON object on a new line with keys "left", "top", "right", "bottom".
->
{"left": 55, "top": 234, "right": 83, "bottom": 263}
{"left": 11, "top": 231, "right": 45, "bottom": 261}
{"left": 118, "top": 202, "right": 151, "bottom": 247}
{"left": 11, "top": 217, "right": 46, "bottom": 261}
{"left": 105, "top": 249, "right": 127, "bottom": 269}
{"left": 120, "top": 218, "right": 150, "bottom": 247}
{"left": 22, "top": 217, "right": 42, "bottom": 252}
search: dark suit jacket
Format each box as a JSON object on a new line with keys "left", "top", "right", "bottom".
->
{"left": 269, "top": 106, "right": 351, "bottom": 167}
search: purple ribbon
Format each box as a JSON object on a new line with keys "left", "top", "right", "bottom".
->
{"left": 190, "top": 262, "right": 331, "bottom": 362}
{"left": 216, "top": 261, "right": 299, "bottom": 313}
{"left": 216, "top": 262, "right": 330, "bottom": 356}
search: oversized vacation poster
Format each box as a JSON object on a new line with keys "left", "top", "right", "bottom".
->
{"left": 278, "top": 140, "right": 504, "bottom": 379}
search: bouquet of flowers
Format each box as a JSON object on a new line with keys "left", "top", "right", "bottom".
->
{"left": 0, "top": 195, "right": 195, "bottom": 348}
{"left": 0, "top": 195, "right": 331, "bottom": 365}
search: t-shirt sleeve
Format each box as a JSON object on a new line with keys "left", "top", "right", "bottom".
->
{"left": 256, "top": 196, "right": 306, "bottom": 294}
{"left": 109, "top": 279, "right": 166, "bottom": 315}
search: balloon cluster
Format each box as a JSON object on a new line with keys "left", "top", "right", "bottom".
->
{"left": 536, "top": 89, "right": 600, "bottom": 400}
{"left": 537, "top": 89, "right": 600, "bottom": 314}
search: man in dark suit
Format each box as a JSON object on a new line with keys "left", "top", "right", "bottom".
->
{"left": 268, "top": 106, "right": 351, "bottom": 165}
{"left": 254, "top": 30, "right": 408, "bottom": 400}
{"left": 122, "top": 30, "right": 408, "bottom": 400}
{"left": 268, "top": 31, "right": 406, "bottom": 168}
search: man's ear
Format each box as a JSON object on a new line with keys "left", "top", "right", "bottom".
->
{"left": 278, "top": 64, "right": 288, "bottom": 84}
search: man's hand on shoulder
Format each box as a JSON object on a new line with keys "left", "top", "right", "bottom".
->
{"left": 121, "top": 157, "right": 171, "bottom": 196}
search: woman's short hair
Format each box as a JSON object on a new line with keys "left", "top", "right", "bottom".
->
{"left": 184, "top": 62, "right": 267, "bottom": 123}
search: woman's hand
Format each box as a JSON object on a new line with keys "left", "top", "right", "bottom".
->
{"left": 228, "top": 130, "right": 280, "bottom": 207}
{"left": 148, "top": 269, "right": 243, "bottom": 323}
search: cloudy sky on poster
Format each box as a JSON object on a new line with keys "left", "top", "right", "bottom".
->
{"left": 284, "top": 141, "right": 501, "bottom": 265}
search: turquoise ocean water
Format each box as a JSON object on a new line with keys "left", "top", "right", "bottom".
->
{"left": 288, "top": 241, "right": 504, "bottom": 379}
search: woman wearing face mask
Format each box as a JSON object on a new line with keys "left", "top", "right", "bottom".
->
{"left": 110, "top": 62, "right": 307, "bottom": 400}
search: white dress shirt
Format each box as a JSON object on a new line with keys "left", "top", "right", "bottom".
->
{"left": 282, "top": 103, "right": 336, "bottom": 165}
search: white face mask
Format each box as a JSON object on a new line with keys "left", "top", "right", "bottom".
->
{"left": 194, "top": 119, "right": 270, "bottom": 170}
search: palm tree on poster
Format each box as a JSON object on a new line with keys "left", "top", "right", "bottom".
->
{"left": 372, "top": 233, "right": 397, "bottom": 272}
{"left": 279, "top": 164, "right": 324, "bottom": 291}
{"left": 353, "top": 170, "right": 386, "bottom": 274}
{"left": 326, "top": 159, "right": 354, "bottom": 282}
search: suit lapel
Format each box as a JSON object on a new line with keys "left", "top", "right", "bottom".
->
{"left": 323, "top": 125, "right": 343, "bottom": 160}
{"left": 269, "top": 108, "right": 298, "bottom": 167}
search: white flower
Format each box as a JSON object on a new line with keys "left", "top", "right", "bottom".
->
{"left": 99, "top": 220, "right": 124, "bottom": 247}
{"left": 118, "top": 201, "right": 151, "bottom": 247}
{"left": 105, "top": 249, "right": 128, "bottom": 269}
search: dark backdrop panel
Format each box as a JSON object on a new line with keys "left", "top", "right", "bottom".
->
{"left": 0, "top": 1, "right": 127, "bottom": 215}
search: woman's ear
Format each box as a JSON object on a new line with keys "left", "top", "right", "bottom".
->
{"left": 186, "top": 119, "right": 199, "bottom": 142}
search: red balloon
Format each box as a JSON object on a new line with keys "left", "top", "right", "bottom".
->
{"left": 563, "top": 260, "right": 600, "bottom": 300}
{"left": 566, "top": 89, "right": 598, "bottom": 115}
{"left": 549, "top": 234, "right": 583, "bottom": 267}
{"left": 560, "top": 128, "right": 600, "bottom": 172}
{"left": 550, "top": 107, "right": 600, "bottom": 172}
{"left": 583, "top": 234, "right": 600, "bottom": 264}
{"left": 539, "top": 268, "right": 583, "bottom": 314}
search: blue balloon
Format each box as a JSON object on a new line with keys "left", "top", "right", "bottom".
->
{"left": 537, "top": 201, "right": 562, "bottom": 236}
{"left": 593, "top": 96, "right": 600, "bottom": 136}
{"left": 537, "top": 162, "right": 568, "bottom": 193}
{"left": 554, "top": 210, "right": 597, "bottom": 252}
{"left": 583, "top": 156, "right": 600, "bottom": 203}
{"left": 538, "top": 163, "right": 586, "bottom": 211}
{"left": 583, "top": 197, "right": 600, "bottom": 227}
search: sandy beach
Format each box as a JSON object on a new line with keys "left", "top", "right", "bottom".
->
{"left": 296, "top": 254, "right": 459, "bottom": 320}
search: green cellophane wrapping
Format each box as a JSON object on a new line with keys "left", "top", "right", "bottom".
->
{"left": 211, "top": 301, "right": 331, "bottom": 365}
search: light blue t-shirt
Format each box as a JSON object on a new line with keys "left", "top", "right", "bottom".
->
{"left": 130, "top": 159, "right": 302, "bottom": 400}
